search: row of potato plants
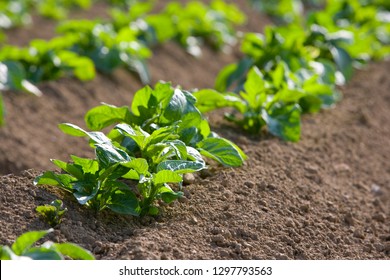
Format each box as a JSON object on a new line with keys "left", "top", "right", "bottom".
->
{"left": 194, "top": 0, "right": 389, "bottom": 141}
{"left": 34, "top": 81, "right": 246, "bottom": 216}
{"left": 2, "top": 0, "right": 389, "bottom": 260}
{"left": 0, "top": 0, "right": 137, "bottom": 31}
{"left": 34, "top": 0, "right": 389, "bottom": 215}
{"left": 32, "top": 0, "right": 389, "bottom": 223}
{"left": 0, "top": 0, "right": 245, "bottom": 126}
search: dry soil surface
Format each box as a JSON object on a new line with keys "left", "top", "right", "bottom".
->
{"left": 0, "top": 0, "right": 389, "bottom": 260}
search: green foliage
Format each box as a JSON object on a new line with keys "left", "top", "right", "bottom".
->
{"left": 35, "top": 82, "right": 246, "bottom": 216}
{"left": 36, "top": 199, "right": 67, "bottom": 227}
{"left": 0, "top": 229, "right": 95, "bottom": 260}
{"left": 0, "top": 0, "right": 92, "bottom": 30}
{"left": 86, "top": 82, "right": 246, "bottom": 167}
{"left": 249, "top": 0, "right": 304, "bottom": 24}
{"left": 210, "top": 0, "right": 388, "bottom": 141}
{"left": 0, "top": 38, "right": 96, "bottom": 85}
{"left": 196, "top": 66, "right": 311, "bottom": 141}
{"left": 57, "top": 19, "right": 152, "bottom": 83}
{"left": 110, "top": 0, "right": 246, "bottom": 56}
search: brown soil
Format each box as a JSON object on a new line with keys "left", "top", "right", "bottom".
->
{"left": 0, "top": 1, "right": 389, "bottom": 260}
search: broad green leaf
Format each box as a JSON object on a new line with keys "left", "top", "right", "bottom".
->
{"left": 330, "top": 46, "right": 353, "bottom": 81}
{"left": 186, "top": 146, "right": 205, "bottom": 163}
{"left": 107, "top": 189, "right": 140, "bottom": 216}
{"left": 243, "top": 66, "right": 265, "bottom": 100}
{"left": 51, "top": 159, "right": 83, "bottom": 180}
{"left": 34, "top": 171, "right": 75, "bottom": 191}
{"left": 115, "top": 123, "right": 150, "bottom": 150}
{"left": 95, "top": 143, "right": 130, "bottom": 168}
{"left": 0, "top": 246, "right": 20, "bottom": 260}
{"left": 194, "top": 89, "right": 245, "bottom": 113}
{"left": 121, "top": 158, "right": 149, "bottom": 177}
{"left": 146, "top": 125, "right": 178, "bottom": 146}
{"left": 153, "top": 170, "right": 182, "bottom": 185}
{"left": 131, "top": 85, "right": 153, "bottom": 117}
{"left": 0, "top": 61, "right": 24, "bottom": 91}
{"left": 263, "top": 104, "right": 301, "bottom": 142}
{"left": 23, "top": 247, "right": 63, "bottom": 260}
{"left": 59, "top": 123, "right": 111, "bottom": 144}
{"left": 73, "top": 180, "right": 99, "bottom": 205}
{"left": 161, "top": 89, "right": 199, "bottom": 124}
{"left": 11, "top": 229, "right": 52, "bottom": 256}
{"left": 157, "top": 160, "right": 205, "bottom": 173}
{"left": 85, "top": 104, "right": 131, "bottom": 130}
{"left": 158, "top": 186, "right": 183, "bottom": 204}
{"left": 215, "top": 58, "right": 253, "bottom": 92}
{"left": 53, "top": 243, "right": 95, "bottom": 260}
{"left": 197, "top": 137, "right": 245, "bottom": 167}
{"left": 70, "top": 155, "right": 99, "bottom": 174}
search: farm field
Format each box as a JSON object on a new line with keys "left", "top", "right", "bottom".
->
{"left": 0, "top": 0, "right": 389, "bottom": 259}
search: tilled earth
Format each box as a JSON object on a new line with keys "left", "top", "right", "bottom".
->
{"left": 0, "top": 0, "right": 389, "bottom": 259}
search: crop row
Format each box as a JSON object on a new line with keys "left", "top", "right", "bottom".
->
{"left": 34, "top": 0, "right": 389, "bottom": 216}
{"left": 1, "top": 0, "right": 390, "bottom": 260}
{"left": 196, "top": 0, "right": 389, "bottom": 141}
{"left": 0, "top": 0, "right": 245, "bottom": 125}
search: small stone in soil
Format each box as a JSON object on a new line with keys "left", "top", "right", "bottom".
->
{"left": 353, "top": 229, "right": 365, "bottom": 239}
{"left": 372, "top": 213, "right": 386, "bottom": 223}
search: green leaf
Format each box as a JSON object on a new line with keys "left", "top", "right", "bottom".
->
{"left": 23, "top": 247, "right": 63, "bottom": 260}
{"left": 153, "top": 170, "right": 182, "bottom": 185}
{"left": 59, "top": 123, "right": 111, "bottom": 144}
{"left": 330, "top": 46, "right": 353, "bottom": 81}
{"left": 11, "top": 229, "right": 52, "bottom": 256}
{"left": 121, "top": 158, "right": 149, "bottom": 176}
{"left": 0, "top": 246, "right": 19, "bottom": 260}
{"left": 85, "top": 104, "right": 131, "bottom": 130}
{"left": 194, "top": 89, "right": 245, "bottom": 113}
{"left": 53, "top": 243, "right": 95, "bottom": 260}
{"left": 115, "top": 123, "right": 149, "bottom": 150}
{"left": 215, "top": 58, "right": 253, "bottom": 92}
{"left": 95, "top": 143, "right": 130, "bottom": 168}
{"left": 197, "top": 137, "right": 245, "bottom": 167}
{"left": 263, "top": 104, "right": 301, "bottom": 142}
{"left": 158, "top": 186, "right": 183, "bottom": 204}
{"left": 157, "top": 160, "right": 205, "bottom": 174}
{"left": 0, "top": 61, "right": 24, "bottom": 91}
{"left": 131, "top": 85, "right": 153, "bottom": 117}
{"left": 70, "top": 156, "right": 99, "bottom": 174}
{"left": 51, "top": 159, "right": 83, "bottom": 180}
{"left": 34, "top": 171, "right": 75, "bottom": 192}
{"left": 107, "top": 189, "right": 140, "bottom": 216}
{"left": 73, "top": 180, "right": 99, "bottom": 205}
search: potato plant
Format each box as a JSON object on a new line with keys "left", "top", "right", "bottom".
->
{"left": 35, "top": 82, "right": 246, "bottom": 216}
{"left": 208, "top": 0, "right": 389, "bottom": 141}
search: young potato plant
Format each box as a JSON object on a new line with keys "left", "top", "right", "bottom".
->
{"left": 56, "top": 19, "right": 152, "bottom": 84}
{"left": 197, "top": 66, "right": 306, "bottom": 142}
{"left": 85, "top": 82, "right": 247, "bottom": 167}
{"left": 0, "top": 229, "right": 94, "bottom": 260}
{"left": 0, "top": 36, "right": 95, "bottom": 85}
{"left": 35, "top": 123, "right": 206, "bottom": 216}
{"left": 36, "top": 199, "right": 67, "bottom": 227}
{"left": 35, "top": 82, "right": 246, "bottom": 216}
